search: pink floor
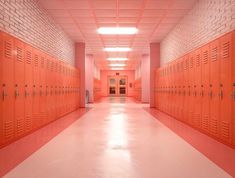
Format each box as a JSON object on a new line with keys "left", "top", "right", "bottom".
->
{"left": 2, "top": 97, "right": 233, "bottom": 178}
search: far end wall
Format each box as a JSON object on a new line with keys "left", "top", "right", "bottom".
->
{"left": 161, "top": 0, "right": 235, "bottom": 65}
{"left": 100, "top": 70, "right": 135, "bottom": 97}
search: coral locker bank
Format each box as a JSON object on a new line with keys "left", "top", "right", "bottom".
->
{"left": 0, "top": 0, "right": 235, "bottom": 178}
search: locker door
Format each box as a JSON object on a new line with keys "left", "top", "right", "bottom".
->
{"left": 188, "top": 53, "right": 195, "bottom": 126}
{"left": 219, "top": 33, "right": 233, "bottom": 144}
{"left": 232, "top": 31, "right": 235, "bottom": 146}
{"left": 183, "top": 55, "right": 189, "bottom": 124}
{"left": 24, "top": 45, "right": 33, "bottom": 133}
{"left": 201, "top": 45, "right": 210, "bottom": 133}
{"left": 32, "top": 49, "right": 41, "bottom": 129}
{"left": 178, "top": 58, "right": 184, "bottom": 121}
{"left": 45, "top": 56, "right": 51, "bottom": 122}
{"left": 1, "top": 32, "right": 15, "bottom": 145}
{"left": 209, "top": 39, "right": 220, "bottom": 138}
{"left": 39, "top": 54, "right": 47, "bottom": 125}
{"left": 14, "top": 38, "right": 25, "bottom": 137}
{"left": 0, "top": 31, "right": 3, "bottom": 146}
{"left": 193, "top": 48, "right": 202, "bottom": 129}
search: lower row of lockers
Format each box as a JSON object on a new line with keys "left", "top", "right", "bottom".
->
{"left": 0, "top": 31, "right": 80, "bottom": 148}
{"left": 155, "top": 30, "right": 235, "bottom": 148}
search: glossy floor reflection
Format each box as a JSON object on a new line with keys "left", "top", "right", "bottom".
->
{"left": 4, "top": 97, "right": 231, "bottom": 178}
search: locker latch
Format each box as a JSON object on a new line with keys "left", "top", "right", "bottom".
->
{"left": 209, "top": 91, "right": 213, "bottom": 98}
{"left": 15, "top": 90, "right": 19, "bottom": 98}
{"left": 25, "top": 91, "right": 30, "bottom": 97}
{"left": 15, "top": 84, "right": 19, "bottom": 98}
{"left": 33, "top": 85, "right": 36, "bottom": 97}
{"left": 218, "top": 90, "right": 223, "bottom": 99}
{"left": 200, "top": 91, "right": 204, "bottom": 97}
{"left": 2, "top": 90, "right": 7, "bottom": 100}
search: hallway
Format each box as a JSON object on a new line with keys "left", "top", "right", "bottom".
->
{"left": 4, "top": 98, "right": 231, "bottom": 178}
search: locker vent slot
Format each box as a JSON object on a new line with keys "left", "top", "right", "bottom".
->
{"left": 203, "top": 51, "right": 208, "bottom": 64}
{"left": 211, "top": 47, "right": 218, "bottom": 61}
{"left": 221, "top": 121, "right": 229, "bottom": 139}
{"left": 35, "top": 55, "right": 39, "bottom": 67}
{"left": 196, "top": 54, "right": 200, "bottom": 67}
{"left": 16, "top": 47, "right": 23, "bottom": 61}
{"left": 47, "top": 59, "right": 50, "bottom": 70}
{"left": 26, "top": 51, "right": 32, "bottom": 64}
{"left": 190, "top": 57, "right": 194, "bottom": 68}
{"left": 25, "top": 116, "right": 32, "bottom": 131}
{"left": 222, "top": 41, "right": 229, "bottom": 58}
{"left": 210, "top": 119, "right": 218, "bottom": 134}
{"left": 184, "top": 59, "right": 189, "bottom": 70}
{"left": 51, "top": 61, "right": 54, "bottom": 71}
{"left": 41, "top": 57, "right": 44, "bottom": 68}
{"left": 4, "top": 121, "right": 14, "bottom": 139}
{"left": 4, "top": 41, "right": 12, "bottom": 58}
{"left": 16, "top": 119, "right": 24, "bottom": 135}
{"left": 202, "top": 116, "right": 209, "bottom": 130}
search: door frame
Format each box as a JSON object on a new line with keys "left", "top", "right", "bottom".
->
{"left": 107, "top": 75, "right": 128, "bottom": 96}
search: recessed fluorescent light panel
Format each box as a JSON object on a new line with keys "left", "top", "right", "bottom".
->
{"left": 107, "top": 58, "right": 128, "bottom": 61}
{"left": 111, "top": 67, "right": 124, "bottom": 70}
{"left": 97, "top": 27, "right": 138, "bottom": 35}
{"left": 109, "top": 64, "right": 126, "bottom": 67}
{"left": 104, "top": 47, "right": 132, "bottom": 52}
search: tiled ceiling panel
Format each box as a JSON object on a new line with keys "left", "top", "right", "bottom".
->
{"left": 38, "top": 0, "right": 197, "bottom": 69}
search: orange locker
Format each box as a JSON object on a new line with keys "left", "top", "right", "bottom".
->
{"left": 193, "top": 48, "right": 202, "bottom": 129}
{"left": 45, "top": 56, "right": 51, "bottom": 122}
{"left": 14, "top": 38, "right": 25, "bottom": 137}
{"left": 188, "top": 52, "right": 195, "bottom": 126}
{"left": 32, "top": 48, "right": 41, "bottom": 129}
{"left": 183, "top": 55, "right": 189, "bottom": 123}
{"left": 232, "top": 30, "right": 235, "bottom": 146}
{"left": 201, "top": 45, "right": 210, "bottom": 133}
{"left": 0, "top": 31, "right": 3, "bottom": 145}
{"left": 219, "top": 33, "right": 233, "bottom": 144}
{"left": 39, "top": 53, "right": 47, "bottom": 125}
{"left": 209, "top": 39, "right": 220, "bottom": 138}
{"left": 179, "top": 58, "right": 184, "bottom": 121}
{"left": 1, "top": 32, "right": 15, "bottom": 145}
{"left": 24, "top": 44, "right": 33, "bottom": 133}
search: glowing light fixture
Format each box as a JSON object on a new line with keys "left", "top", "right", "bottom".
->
{"left": 107, "top": 58, "right": 128, "bottom": 61}
{"left": 111, "top": 67, "right": 124, "bottom": 70}
{"left": 109, "top": 64, "right": 126, "bottom": 67}
{"left": 104, "top": 47, "right": 132, "bottom": 52}
{"left": 97, "top": 27, "right": 138, "bottom": 35}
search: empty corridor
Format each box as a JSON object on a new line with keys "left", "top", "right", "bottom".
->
{"left": 4, "top": 97, "right": 231, "bottom": 178}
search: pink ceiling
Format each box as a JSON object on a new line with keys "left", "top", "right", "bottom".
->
{"left": 38, "top": 0, "right": 197, "bottom": 69}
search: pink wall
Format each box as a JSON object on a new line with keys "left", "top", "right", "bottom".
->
{"left": 85, "top": 54, "right": 94, "bottom": 103}
{"left": 150, "top": 43, "right": 160, "bottom": 108}
{"left": 141, "top": 55, "right": 150, "bottom": 103}
{"left": 75, "top": 43, "right": 85, "bottom": 107}
{"left": 100, "top": 70, "right": 135, "bottom": 97}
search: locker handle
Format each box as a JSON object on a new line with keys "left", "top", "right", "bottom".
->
{"left": 33, "top": 91, "right": 36, "bottom": 96}
{"left": 40, "top": 90, "right": 43, "bottom": 96}
{"left": 194, "top": 91, "right": 197, "bottom": 96}
{"left": 2, "top": 90, "right": 7, "bottom": 100}
{"left": 233, "top": 91, "right": 235, "bottom": 101}
{"left": 219, "top": 90, "right": 223, "bottom": 99}
{"left": 15, "top": 90, "right": 20, "bottom": 98}
{"left": 209, "top": 91, "right": 213, "bottom": 98}
{"left": 25, "top": 91, "right": 30, "bottom": 97}
{"left": 200, "top": 91, "right": 204, "bottom": 97}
